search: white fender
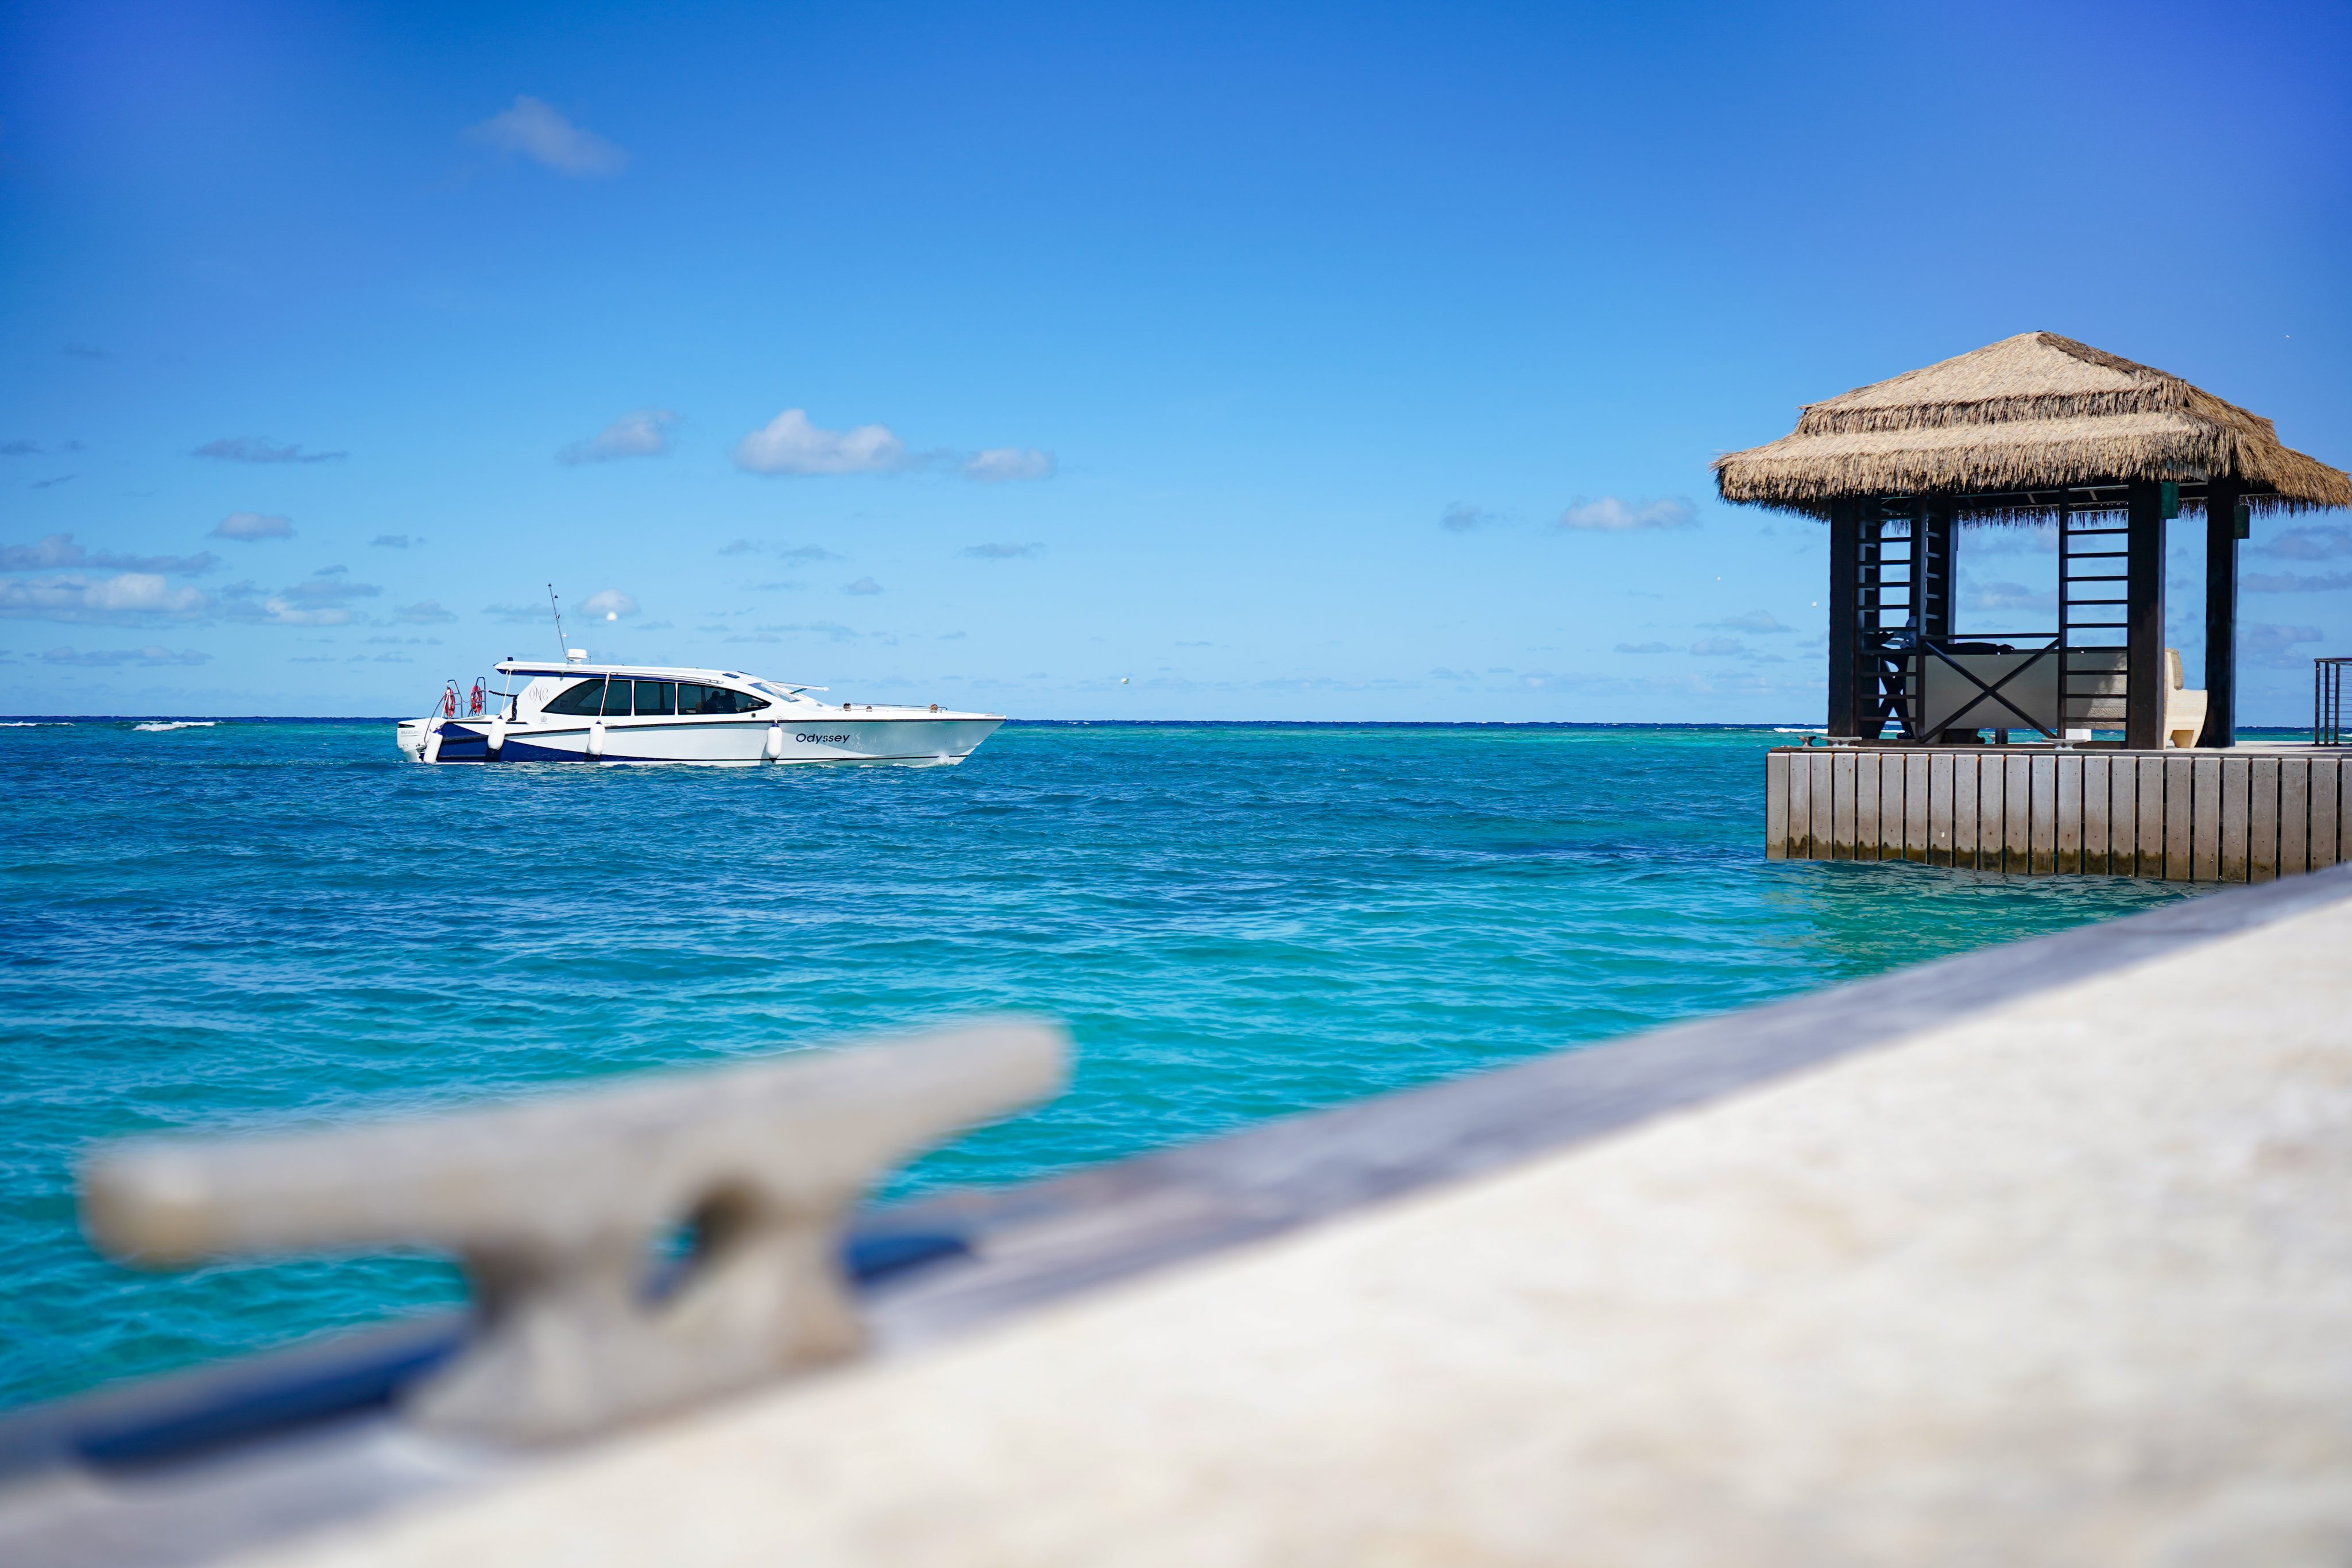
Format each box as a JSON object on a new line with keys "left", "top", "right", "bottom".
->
{"left": 421, "top": 721, "right": 445, "bottom": 765}
{"left": 485, "top": 716, "right": 507, "bottom": 760}
{"left": 586, "top": 720, "right": 605, "bottom": 761}
{"left": 764, "top": 723, "right": 784, "bottom": 761}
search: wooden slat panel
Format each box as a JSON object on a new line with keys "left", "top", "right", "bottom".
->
{"left": 2004, "top": 754, "right": 2032, "bottom": 874}
{"left": 1979, "top": 754, "right": 2007, "bottom": 873}
{"left": 1930, "top": 752, "right": 1956, "bottom": 866}
{"left": 1881, "top": 752, "right": 1906, "bottom": 862}
{"left": 1904, "top": 753, "right": 1930, "bottom": 862}
{"left": 1854, "top": 752, "right": 1880, "bottom": 861}
{"left": 2080, "top": 755, "right": 2109, "bottom": 876}
{"left": 2220, "top": 757, "right": 2250, "bottom": 882}
{"left": 2191, "top": 755, "right": 2222, "bottom": 882}
{"left": 2136, "top": 756, "right": 2166, "bottom": 878}
{"left": 1809, "top": 751, "right": 1833, "bottom": 862}
{"left": 2029, "top": 754, "right": 2057, "bottom": 875}
{"left": 1951, "top": 752, "right": 1978, "bottom": 869}
{"left": 1787, "top": 749, "right": 1813, "bottom": 858}
{"left": 2163, "top": 754, "right": 2194, "bottom": 881}
{"left": 1765, "top": 752, "right": 1790, "bottom": 860}
{"left": 2314, "top": 757, "right": 2342, "bottom": 868}
{"left": 2106, "top": 756, "right": 2133, "bottom": 879}
{"left": 2250, "top": 757, "right": 2280, "bottom": 882}
{"left": 1830, "top": 750, "right": 1858, "bottom": 860}
{"left": 2055, "top": 754, "right": 2082, "bottom": 875}
{"left": 2281, "top": 759, "right": 2310, "bottom": 876}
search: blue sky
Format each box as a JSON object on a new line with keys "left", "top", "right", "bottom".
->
{"left": 2, "top": 0, "right": 2346, "bottom": 721}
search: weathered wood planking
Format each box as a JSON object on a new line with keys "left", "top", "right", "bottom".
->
{"left": 1881, "top": 753, "right": 1906, "bottom": 864}
{"left": 1978, "top": 755, "right": 2007, "bottom": 873}
{"left": 1816, "top": 752, "right": 1834, "bottom": 865}
{"left": 1951, "top": 752, "right": 1977, "bottom": 868}
{"left": 1862, "top": 753, "right": 1879, "bottom": 857}
{"left": 2222, "top": 757, "right": 2250, "bottom": 882}
{"left": 1766, "top": 746, "right": 2352, "bottom": 884}
{"left": 2163, "top": 755, "right": 2194, "bottom": 882}
{"left": 2315, "top": 758, "right": 2342, "bottom": 869}
{"left": 1765, "top": 752, "right": 1790, "bottom": 860}
{"left": 2192, "top": 756, "right": 2222, "bottom": 883}
{"left": 2282, "top": 760, "right": 2310, "bottom": 876}
{"left": 1831, "top": 750, "right": 1858, "bottom": 860}
{"left": 1904, "top": 753, "right": 1929, "bottom": 863}
{"left": 2055, "top": 755, "right": 2083, "bottom": 876}
{"left": 2251, "top": 758, "right": 2280, "bottom": 882}
{"left": 2030, "top": 755, "right": 2057, "bottom": 876}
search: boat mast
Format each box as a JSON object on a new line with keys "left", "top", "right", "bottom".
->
{"left": 547, "top": 584, "right": 571, "bottom": 663}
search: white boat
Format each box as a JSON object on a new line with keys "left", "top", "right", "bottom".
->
{"left": 396, "top": 660, "right": 1004, "bottom": 767}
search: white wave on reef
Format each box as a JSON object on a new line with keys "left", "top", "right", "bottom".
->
{"left": 0, "top": 721, "right": 74, "bottom": 727}
{"left": 133, "top": 721, "right": 218, "bottom": 732}
{"left": 1772, "top": 726, "right": 1825, "bottom": 734}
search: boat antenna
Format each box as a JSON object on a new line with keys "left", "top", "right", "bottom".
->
{"left": 548, "top": 583, "right": 571, "bottom": 663}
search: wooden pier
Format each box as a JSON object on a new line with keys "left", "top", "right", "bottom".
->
{"left": 1766, "top": 745, "right": 2349, "bottom": 881}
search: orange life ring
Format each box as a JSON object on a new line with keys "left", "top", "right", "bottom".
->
{"left": 442, "top": 686, "right": 458, "bottom": 717}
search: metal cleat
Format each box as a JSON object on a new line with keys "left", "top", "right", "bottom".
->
{"left": 80, "top": 1019, "right": 1067, "bottom": 1446}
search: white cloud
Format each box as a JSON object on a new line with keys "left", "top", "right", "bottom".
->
{"left": 0, "top": 572, "right": 214, "bottom": 625}
{"left": 1440, "top": 502, "right": 1499, "bottom": 532}
{"left": 962, "top": 447, "right": 1054, "bottom": 482}
{"left": 734, "top": 409, "right": 906, "bottom": 476}
{"left": 960, "top": 542, "right": 1045, "bottom": 560}
{"left": 192, "top": 437, "right": 346, "bottom": 464}
{"left": 0, "top": 533, "right": 217, "bottom": 574}
{"left": 1704, "top": 610, "right": 1793, "bottom": 634}
{"left": 2255, "top": 525, "right": 2352, "bottom": 561}
{"left": 2244, "top": 623, "right": 2327, "bottom": 667}
{"left": 370, "top": 534, "right": 411, "bottom": 549}
{"left": 842, "top": 578, "right": 882, "bottom": 596}
{"left": 212, "top": 512, "right": 295, "bottom": 541}
{"left": 42, "top": 644, "right": 210, "bottom": 667}
{"left": 394, "top": 600, "right": 458, "bottom": 625}
{"left": 559, "top": 408, "right": 676, "bottom": 466}
{"left": 582, "top": 590, "right": 638, "bottom": 621}
{"left": 1557, "top": 495, "right": 1697, "bottom": 532}
{"left": 483, "top": 603, "right": 554, "bottom": 625}
{"left": 468, "top": 96, "right": 628, "bottom": 177}
{"left": 1690, "top": 636, "right": 1744, "bottom": 656}
{"left": 1615, "top": 641, "right": 1673, "bottom": 654}
{"left": 1964, "top": 579, "right": 2059, "bottom": 614}
{"left": 223, "top": 572, "right": 383, "bottom": 628}
{"left": 2245, "top": 570, "right": 2352, "bottom": 594}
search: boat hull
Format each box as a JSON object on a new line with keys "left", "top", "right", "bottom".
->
{"left": 397, "top": 715, "right": 1003, "bottom": 766}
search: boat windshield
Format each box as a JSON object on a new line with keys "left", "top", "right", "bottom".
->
{"left": 751, "top": 682, "right": 808, "bottom": 702}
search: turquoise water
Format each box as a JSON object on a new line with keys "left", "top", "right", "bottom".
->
{"left": 0, "top": 720, "right": 2194, "bottom": 1411}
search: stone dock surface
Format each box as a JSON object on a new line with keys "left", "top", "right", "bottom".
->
{"left": 208, "top": 869, "right": 2352, "bottom": 1567}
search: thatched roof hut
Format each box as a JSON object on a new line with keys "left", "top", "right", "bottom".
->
{"left": 1713, "top": 332, "right": 2350, "bottom": 519}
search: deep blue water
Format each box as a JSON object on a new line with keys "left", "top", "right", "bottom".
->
{"left": 0, "top": 719, "right": 2195, "bottom": 1411}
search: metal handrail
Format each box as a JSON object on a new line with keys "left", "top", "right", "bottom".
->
{"left": 2319, "top": 657, "right": 2351, "bottom": 748}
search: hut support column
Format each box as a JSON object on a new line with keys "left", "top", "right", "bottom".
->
{"left": 1827, "top": 498, "right": 1862, "bottom": 737}
{"left": 2202, "top": 478, "right": 2242, "bottom": 748}
{"left": 2126, "top": 481, "right": 2168, "bottom": 752}
{"left": 1918, "top": 501, "right": 1955, "bottom": 641}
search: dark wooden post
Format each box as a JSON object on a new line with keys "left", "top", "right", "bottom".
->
{"left": 1827, "top": 497, "right": 1861, "bottom": 736}
{"left": 2200, "top": 477, "right": 2242, "bottom": 748}
{"left": 1918, "top": 500, "right": 1955, "bottom": 639}
{"left": 2125, "top": 479, "right": 2168, "bottom": 751}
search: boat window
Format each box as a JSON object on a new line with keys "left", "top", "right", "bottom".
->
{"left": 602, "top": 680, "right": 634, "bottom": 717}
{"left": 541, "top": 677, "right": 608, "bottom": 716}
{"left": 678, "top": 683, "right": 770, "bottom": 715}
{"left": 633, "top": 680, "right": 676, "bottom": 716}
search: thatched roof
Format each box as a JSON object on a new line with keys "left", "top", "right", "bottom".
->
{"left": 1713, "top": 332, "right": 2351, "bottom": 518}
